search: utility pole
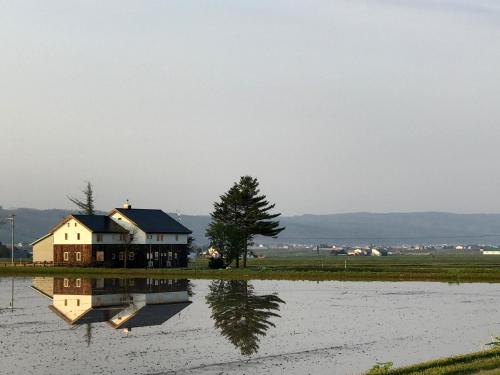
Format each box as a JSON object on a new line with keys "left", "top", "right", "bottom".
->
{"left": 11, "top": 215, "right": 15, "bottom": 265}
{"left": 5, "top": 215, "right": 15, "bottom": 265}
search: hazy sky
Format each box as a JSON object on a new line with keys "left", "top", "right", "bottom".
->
{"left": 1, "top": 1, "right": 499, "bottom": 215}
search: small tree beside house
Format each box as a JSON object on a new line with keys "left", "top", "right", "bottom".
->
{"left": 68, "top": 181, "right": 95, "bottom": 215}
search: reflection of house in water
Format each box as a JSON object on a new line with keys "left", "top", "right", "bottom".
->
{"left": 32, "top": 277, "right": 191, "bottom": 332}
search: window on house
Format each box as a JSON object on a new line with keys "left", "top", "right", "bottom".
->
{"left": 111, "top": 253, "right": 116, "bottom": 260}
{"left": 63, "top": 278, "right": 69, "bottom": 287}
{"left": 175, "top": 234, "right": 179, "bottom": 241}
{"left": 96, "top": 251, "right": 104, "bottom": 262}
{"left": 119, "top": 252, "right": 125, "bottom": 260}
{"left": 74, "top": 222, "right": 77, "bottom": 227}
{"left": 77, "top": 233, "right": 80, "bottom": 240}
{"left": 154, "top": 252, "right": 159, "bottom": 260}
{"left": 76, "top": 278, "right": 81, "bottom": 287}
{"left": 156, "top": 234, "right": 160, "bottom": 241}
{"left": 96, "top": 233, "right": 103, "bottom": 242}
{"left": 67, "top": 223, "right": 70, "bottom": 227}
{"left": 64, "top": 233, "right": 68, "bottom": 240}
{"left": 128, "top": 252, "right": 134, "bottom": 260}
{"left": 63, "top": 252, "right": 69, "bottom": 261}
{"left": 64, "top": 299, "right": 68, "bottom": 306}
{"left": 76, "top": 299, "right": 80, "bottom": 306}
{"left": 168, "top": 252, "right": 172, "bottom": 260}
{"left": 147, "top": 234, "right": 152, "bottom": 240}
{"left": 76, "top": 252, "right": 81, "bottom": 261}
{"left": 174, "top": 252, "right": 178, "bottom": 260}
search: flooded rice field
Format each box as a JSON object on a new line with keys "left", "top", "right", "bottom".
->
{"left": 1, "top": 277, "right": 500, "bottom": 375}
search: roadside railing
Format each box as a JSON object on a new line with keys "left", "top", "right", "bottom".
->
{"left": 0, "top": 261, "right": 67, "bottom": 267}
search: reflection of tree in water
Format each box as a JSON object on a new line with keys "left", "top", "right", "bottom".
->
{"left": 205, "top": 280, "right": 285, "bottom": 356}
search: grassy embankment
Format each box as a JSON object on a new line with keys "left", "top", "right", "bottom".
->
{"left": 364, "top": 348, "right": 500, "bottom": 374}
{"left": 3, "top": 254, "right": 500, "bottom": 282}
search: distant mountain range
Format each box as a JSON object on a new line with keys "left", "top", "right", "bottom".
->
{"left": 2, "top": 207, "right": 500, "bottom": 247}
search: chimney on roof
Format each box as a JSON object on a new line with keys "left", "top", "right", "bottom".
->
{"left": 123, "top": 199, "right": 131, "bottom": 209}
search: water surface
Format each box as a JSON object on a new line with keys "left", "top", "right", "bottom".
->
{"left": 1, "top": 277, "right": 499, "bottom": 374}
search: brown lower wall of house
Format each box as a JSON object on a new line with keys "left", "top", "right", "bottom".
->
{"left": 53, "top": 244, "right": 188, "bottom": 268}
{"left": 53, "top": 277, "right": 94, "bottom": 295}
{"left": 52, "top": 277, "right": 190, "bottom": 295}
{"left": 54, "top": 245, "right": 93, "bottom": 266}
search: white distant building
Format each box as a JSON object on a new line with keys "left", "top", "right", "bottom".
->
{"left": 481, "top": 249, "right": 500, "bottom": 255}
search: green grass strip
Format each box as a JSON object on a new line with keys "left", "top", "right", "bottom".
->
{"left": 365, "top": 348, "right": 500, "bottom": 375}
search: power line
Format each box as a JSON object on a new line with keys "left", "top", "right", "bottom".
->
{"left": 276, "top": 233, "right": 500, "bottom": 240}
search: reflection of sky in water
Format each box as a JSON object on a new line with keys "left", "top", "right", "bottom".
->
{"left": 1, "top": 277, "right": 500, "bottom": 374}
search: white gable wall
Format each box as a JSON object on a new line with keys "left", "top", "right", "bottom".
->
{"left": 53, "top": 218, "right": 93, "bottom": 245}
{"left": 109, "top": 212, "right": 147, "bottom": 244}
{"left": 109, "top": 211, "right": 188, "bottom": 245}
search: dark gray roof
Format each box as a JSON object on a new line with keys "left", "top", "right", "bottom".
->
{"left": 73, "top": 215, "right": 128, "bottom": 233}
{"left": 114, "top": 208, "right": 192, "bottom": 234}
{"left": 111, "top": 302, "right": 192, "bottom": 329}
{"left": 73, "top": 306, "right": 125, "bottom": 325}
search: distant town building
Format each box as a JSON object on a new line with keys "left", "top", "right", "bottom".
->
{"left": 481, "top": 249, "right": 500, "bottom": 255}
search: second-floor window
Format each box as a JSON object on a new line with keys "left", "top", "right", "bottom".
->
{"left": 76, "top": 233, "right": 80, "bottom": 240}
{"left": 64, "top": 233, "right": 68, "bottom": 240}
{"left": 96, "top": 233, "right": 103, "bottom": 242}
{"left": 156, "top": 234, "right": 164, "bottom": 241}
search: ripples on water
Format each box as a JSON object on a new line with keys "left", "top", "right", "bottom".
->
{"left": 1, "top": 277, "right": 499, "bottom": 374}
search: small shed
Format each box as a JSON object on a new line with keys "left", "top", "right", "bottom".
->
{"left": 31, "top": 233, "right": 54, "bottom": 263}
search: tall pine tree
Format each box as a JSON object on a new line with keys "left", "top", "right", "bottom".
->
{"left": 209, "top": 176, "right": 284, "bottom": 267}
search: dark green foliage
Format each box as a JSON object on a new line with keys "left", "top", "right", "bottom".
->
{"left": 208, "top": 257, "right": 225, "bottom": 269}
{"left": 68, "top": 181, "right": 95, "bottom": 215}
{"left": 207, "top": 176, "right": 285, "bottom": 267}
{"left": 363, "top": 348, "right": 500, "bottom": 374}
{"left": 366, "top": 362, "right": 393, "bottom": 374}
{"left": 206, "top": 222, "right": 245, "bottom": 267}
{"left": 0, "top": 243, "right": 11, "bottom": 258}
{"left": 205, "top": 280, "right": 285, "bottom": 355}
